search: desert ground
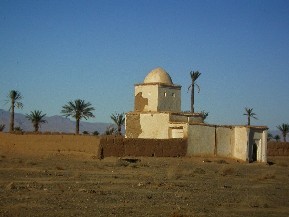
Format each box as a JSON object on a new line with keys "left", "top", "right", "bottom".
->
{"left": 0, "top": 145, "right": 289, "bottom": 217}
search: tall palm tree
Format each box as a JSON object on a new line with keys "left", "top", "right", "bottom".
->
{"left": 188, "top": 71, "right": 201, "bottom": 113}
{"left": 110, "top": 112, "right": 125, "bottom": 135}
{"left": 7, "top": 90, "right": 23, "bottom": 132}
{"left": 61, "top": 99, "right": 95, "bottom": 135}
{"left": 25, "top": 110, "right": 47, "bottom": 132}
{"left": 243, "top": 107, "right": 257, "bottom": 126}
{"left": 276, "top": 123, "right": 289, "bottom": 142}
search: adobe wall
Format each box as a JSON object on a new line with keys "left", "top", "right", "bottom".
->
{"left": 233, "top": 127, "right": 249, "bottom": 161}
{"left": 99, "top": 136, "right": 187, "bottom": 158}
{"left": 0, "top": 133, "right": 100, "bottom": 156}
{"left": 267, "top": 142, "right": 289, "bottom": 156}
{"left": 216, "top": 126, "right": 235, "bottom": 158}
{"left": 187, "top": 125, "right": 215, "bottom": 156}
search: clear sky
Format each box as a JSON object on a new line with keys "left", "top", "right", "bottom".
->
{"left": 0, "top": 0, "right": 289, "bottom": 130}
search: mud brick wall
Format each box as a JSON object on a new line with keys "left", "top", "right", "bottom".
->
{"left": 267, "top": 142, "right": 289, "bottom": 156}
{"left": 0, "top": 133, "right": 100, "bottom": 156}
{"left": 99, "top": 136, "right": 187, "bottom": 158}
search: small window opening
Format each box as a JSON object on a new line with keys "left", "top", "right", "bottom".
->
{"left": 172, "top": 93, "right": 175, "bottom": 97}
{"left": 164, "top": 92, "right": 167, "bottom": 97}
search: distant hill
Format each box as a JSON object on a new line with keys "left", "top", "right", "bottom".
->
{"left": 0, "top": 109, "right": 111, "bottom": 134}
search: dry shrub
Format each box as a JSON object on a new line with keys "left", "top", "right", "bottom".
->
{"left": 115, "top": 159, "right": 130, "bottom": 167}
{"left": 115, "top": 158, "right": 141, "bottom": 167}
{"left": 220, "top": 167, "right": 235, "bottom": 176}
{"left": 216, "top": 159, "right": 229, "bottom": 164}
{"left": 167, "top": 165, "right": 183, "bottom": 180}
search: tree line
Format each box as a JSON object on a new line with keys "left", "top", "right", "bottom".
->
{"left": 0, "top": 90, "right": 125, "bottom": 135}
{"left": 1, "top": 70, "right": 289, "bottom": 140}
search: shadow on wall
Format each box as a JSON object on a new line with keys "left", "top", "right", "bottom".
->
{"left": 98, "top": 136, "right": 187, "bottom": 158}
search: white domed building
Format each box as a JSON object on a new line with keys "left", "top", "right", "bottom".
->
{"left": 126, "top": 67, "right": 204, "bottom": 139}
{"left": 125, "top": 67, "right": 268, "bottom": 163}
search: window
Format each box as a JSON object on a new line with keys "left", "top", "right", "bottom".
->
{"left": 164, "top": 92, "right": 167, "bottom": 97}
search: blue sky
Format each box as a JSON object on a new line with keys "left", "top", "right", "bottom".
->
{"left": 0, "top": 0, "right": 289, "bottom": 130}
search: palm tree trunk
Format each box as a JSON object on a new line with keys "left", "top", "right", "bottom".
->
{"left": 9, "top": 101, "right": 15, "bottom": 132}
{"left": 76, "top": 119, "right": 80, "bottom": 135}
{"left": 248, "top": 116, "right": 250, "bottom": 126}
{"left": 191, "top": 81, "right": 195, "bottom": 113}
{"left": 283, "top": 133, "right": 287, "bottom": 142}
{"left": 118, "top": 126, "right": 122, "bottom": 135}
{"left": 34, "top": 123, "right": 39, "bottom": 132}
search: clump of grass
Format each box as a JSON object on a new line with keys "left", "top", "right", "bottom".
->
{"left": 115, "top": 158, "right": 141, "bottom": 167}
{"left": 194, "top": 168, "right": 206, "bottom": 175}
{"left": 167, "top": 165, "right": 182, "bottom": 180}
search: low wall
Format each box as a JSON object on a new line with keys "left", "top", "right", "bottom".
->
{"left": 99, "top": 136, "right": 187, "bottom": 158}
{"left": 267, "top": 142, "right": 289, "bottom": 156}
{"left": 0, "top": 133, "right": 100, "bottom": 156}
{"left": 0, "top": 133, "right": 187, "bottom": 158}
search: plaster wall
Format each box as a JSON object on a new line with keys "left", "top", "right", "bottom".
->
{"left": 135, "top": 85, "right": 158, "bottom": 112}
{"left": 158, "top": 86, "right": 181, "bottom": 112}
{"left": 169, "top": 123, "right": 188, "bottom": 139}
{"left": 188, "top": 116, "right": 204, "bottom": 124}
{"left": 187, "top": 124, "right": 215, "bottom": 156}
{"left": 138, "top": 113, "right": 170, "bottom": 139}
{"left": 170, "top": 114, "right": 188, "bottom": 123}
{"left": 234, "top": 127, "right": 249, "bottom": 161}
{"left": 216, "top": 127, "right": 234, "bottom": 158}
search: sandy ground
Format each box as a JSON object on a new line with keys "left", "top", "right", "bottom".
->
{"left": 0, "top": 148, "right": 289, "bottom": 217}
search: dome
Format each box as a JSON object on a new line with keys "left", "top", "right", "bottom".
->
{"left": 144, "top": 67, "right": 173, "bottom": 85}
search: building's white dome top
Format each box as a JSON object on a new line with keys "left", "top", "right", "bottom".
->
{"left": 144, "top": 67, "right": 173, "bottom": 85}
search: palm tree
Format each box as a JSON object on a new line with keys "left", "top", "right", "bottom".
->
{"left": 110, "top": 112, "right": 125, "bottom": 135}
{"left": 243, "top": 107, "right": 257, "bottom": 126}
{"left": 188, "top": 71, "right": 201, "bottom": 113}
{"left": 274, "top": 135, "right": 281, "bottom": 142}
{"left": 7, "top": 90, "right": 23, "bottom": 132}
{"left": 105, "top": 125, "right": 116, "bottom": 135}
{"left": 25, "top": 110, "right": 47, "bottom": 132}
{"left": 61, "top": 99, "right": 95, "bottom": 135}
{"left": 276, "top": 123, "right": 289, "bottom": 142}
